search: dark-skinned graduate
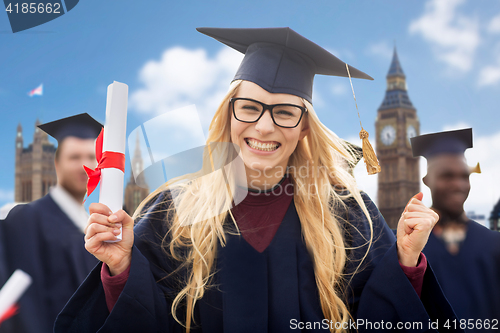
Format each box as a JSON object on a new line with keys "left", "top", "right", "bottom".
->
{"left": 412, "top": 128, "right": 500, "bottom": 332}
{"left": 55, "top": 28, "right": 462, "bottom": 333}
{"left": 0, "top": 114, "right": 101, "bottom": 333}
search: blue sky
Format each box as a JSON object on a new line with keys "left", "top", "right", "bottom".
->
{"left": 1, "top": 0, "right": 500, "bottom": 222}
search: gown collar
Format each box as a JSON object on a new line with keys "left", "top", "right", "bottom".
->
{"left": 50, "top": 185, "right": 88, "bottom": 233}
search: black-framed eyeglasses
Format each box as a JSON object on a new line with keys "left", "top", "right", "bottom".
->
{"left": 230, "top": 97, "right": 307, "bottom": 128}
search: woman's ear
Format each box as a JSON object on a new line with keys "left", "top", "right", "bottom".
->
{"left": 299, "top": 117, "right": 310, "bottom": 140}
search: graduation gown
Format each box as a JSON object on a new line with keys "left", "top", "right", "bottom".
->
{"left": 0, "top": 221, "right": 8, "bottom": 297}
{"left": 55, "top": 191, "right": 461, "bottom": 332}
{"left": 423, "top": 220, "right": 500, "bottom": 331}
{"left": 0, "top": 194, "right": 98, "bottom": 333}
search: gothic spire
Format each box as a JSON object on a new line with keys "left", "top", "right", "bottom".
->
{"left": 378, "top": 46, "right": 414, "bottom": 111}
{"left": 387, "top": 47, "right": 405, "bottom": 78}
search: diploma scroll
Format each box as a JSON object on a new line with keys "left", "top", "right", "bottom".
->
{"left": 101, "top": 81, "right": 128, "bottom": 242}
{"left": 0, "top": 270, "right": 32, "bottom": 320}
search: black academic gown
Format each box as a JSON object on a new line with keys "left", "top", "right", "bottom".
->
{"left": 0, "top": 194, "right": 98, "bottom": 333}
{"left": 423, "top": 220, "right": 500, "bottom": 332}
{"left": 55, "top": 192, "right": 462, "bottom": 332}
{"left": 0, "top": 220, "right": 8, "bottom": 295}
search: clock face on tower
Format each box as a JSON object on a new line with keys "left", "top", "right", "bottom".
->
{"left": 381, "top": 125, "right": 396, "bottom": 146}
{"left": 407, "top": 125, "right": 417, "bottom": 142}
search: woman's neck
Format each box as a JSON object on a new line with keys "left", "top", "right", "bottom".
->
{"left": 244, "top": 166, "right": 287, "bottom": 191}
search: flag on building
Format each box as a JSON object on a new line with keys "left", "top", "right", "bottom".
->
{"left": 28, "top": 84, "right": 43, "bottom": 97}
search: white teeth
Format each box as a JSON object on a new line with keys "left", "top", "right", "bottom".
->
{"left": 246, "top": 139, "right": 279, "bottom": 151}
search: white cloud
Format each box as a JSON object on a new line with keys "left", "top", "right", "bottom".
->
{"left": 353, "top": 162, "right": 378, "bottom": 203}
{"left": 331, "top": 83, "right": 347, "bottom": 96}
{"left": 417, "top": 158, "right": 433, "bottom": 209}
{"left": 0, "top": 203, "right": 19, "bottom": 219}
{"left": 477, "top": 38, "right": 500, "bottom": 87}
{"left": 478, "top": 63, "right": 500, "bottom": 87}
{"left": 326, "top": 47, "right": 342, "bottom": 59}
{"left": 141, "top": 105, "right": 206, "bottom": 161}
{"left": 0, "top": 189, "right": 14, "bottom": 202}
{"left": 130, "top": 46, "right": 244, "bottom": 136}
{"left": 409, "top": 0, "right": 480, "bottom": 72}
{"left": 488, "top": 13, "right": 500, "bottom": 34}
{"left": 312, "top": 87, "right": 325, "bottom": 108}
{"left": 325, "top": 47, "right": 355, "bottom": 63}
{"left": 441, "top": 121, "right": 471, "bottom": 131}
{"left": 463, "top": 130, "right": 500, "bottom": 225}
{"left": 366, "top": 41, "right": 393, "bottom": 60}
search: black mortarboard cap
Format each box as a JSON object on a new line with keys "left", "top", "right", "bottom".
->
{"left": 37, "top": 113, "right": 103, "bottom": 143}
{"left": 411, "top": 128, "right": 473, "bottom": 159}
{"left": 197, "top": 27, "right": 373, "bottom": 103}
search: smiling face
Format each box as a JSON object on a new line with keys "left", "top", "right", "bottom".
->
{"left": 424, "top": 154, "right": 471, "bottom": 218}
{"left": 230, "top": 81, "right": 309, "bottom": 188}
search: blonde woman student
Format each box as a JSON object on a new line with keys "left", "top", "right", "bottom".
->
{"left": 55, "top": 28, "right": 462, "bottom": 333}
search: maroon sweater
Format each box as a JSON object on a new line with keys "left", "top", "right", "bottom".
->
{"left": 102, "top": 176, "right": 426, "bottom": 312}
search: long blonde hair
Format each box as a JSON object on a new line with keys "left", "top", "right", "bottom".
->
{"left": 135, "top": 80, "right": 374, "bottom": 332}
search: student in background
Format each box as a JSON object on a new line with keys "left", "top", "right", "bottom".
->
{"left": 412, "top": 128, "right": 500, "bottom": 332}
{"left": 0, "top": 114, "right": 101, "bottom": 333}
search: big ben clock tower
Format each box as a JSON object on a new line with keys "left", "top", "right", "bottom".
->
{"left": 376, "top": 48, "right": 420, "bottom": 228}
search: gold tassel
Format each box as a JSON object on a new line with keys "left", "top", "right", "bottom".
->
{"left": 359, "top": 128, "right": 381, "bottom": 175}
{"left": 470, "top": 162, "right": 481, "bottom": 174}
{"left": 346, "top": 63, "right": 382, "bottom": 175}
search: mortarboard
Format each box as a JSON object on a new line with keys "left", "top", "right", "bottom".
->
{"left": 411, "top": 128, "right": 473, "bottom": 159}
{"left": 196, "top": 27, "right": 373, "bottom": 104}
{"left": 37, "top": 113, "right": 102, "bottom": 143}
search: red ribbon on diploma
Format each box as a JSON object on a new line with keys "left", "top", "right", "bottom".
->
{"left": 0, "top": 304, "right": 19, "bottom": 325}
{"left": 83, "top": 128, "right": 125, "bottom": 201}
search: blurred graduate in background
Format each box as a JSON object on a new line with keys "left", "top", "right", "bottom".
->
{"left": 413, "top": 128, "right": 500, "bottom": 331}
{"left": 0, "top": 114, "right": 100, "bottom": 333}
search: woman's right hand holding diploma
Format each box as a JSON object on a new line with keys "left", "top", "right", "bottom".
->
{"left": 85, "top": 203, "right": 134, "bottom": 276}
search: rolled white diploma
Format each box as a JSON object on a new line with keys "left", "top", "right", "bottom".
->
{"left": 100, "top": 81, "right": 128, "bottom": 242}
{"left": 0, "top": 270, "right": 32, "bottom": 319}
